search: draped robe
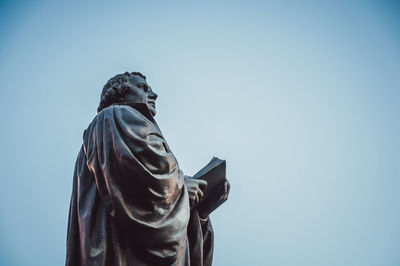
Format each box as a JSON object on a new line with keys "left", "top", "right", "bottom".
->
{"left": 66, "top": 103, "right": 213, "bottom": 266}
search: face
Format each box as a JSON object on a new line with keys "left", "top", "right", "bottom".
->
{"left": 124, "top": 75, "right": 158, "bottom": 116}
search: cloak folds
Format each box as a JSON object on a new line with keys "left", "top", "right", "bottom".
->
{"left": 66, "top": 103, "right": 213, "bottom": 266}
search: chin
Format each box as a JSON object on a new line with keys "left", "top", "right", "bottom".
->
{"left": 146, "top": 104, "right": 156, "bottom": 116}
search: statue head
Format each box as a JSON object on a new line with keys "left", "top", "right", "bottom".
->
{"left": 97, "top": 71, "right": 158, "bottom": 116}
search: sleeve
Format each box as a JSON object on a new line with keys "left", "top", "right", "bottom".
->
{"left": 83, "top": 105, "right": 190, "bottom": 260}
{"left": 187, "top": 210, "right": 214, "bottom": 266}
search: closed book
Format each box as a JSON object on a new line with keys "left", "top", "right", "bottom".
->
{"left": 192, "top": 157, "right": 227, "bottom": 217}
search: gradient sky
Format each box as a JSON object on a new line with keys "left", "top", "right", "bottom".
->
{"left": 0, "top": 1, "right": 399, "bottom": 265}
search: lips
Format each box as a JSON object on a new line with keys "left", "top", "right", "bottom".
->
{"left": 148, "top": 101, "right": 156, "bottom": 107}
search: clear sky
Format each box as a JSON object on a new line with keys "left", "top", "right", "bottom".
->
{"left": 0, "top": 1, "right": 399, "bottom": 265}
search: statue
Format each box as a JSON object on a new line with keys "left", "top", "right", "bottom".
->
{"left": 66, "top": 72, "right": 230, "bottom": 266}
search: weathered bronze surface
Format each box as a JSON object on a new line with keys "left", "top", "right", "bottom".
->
{"left": 66, "top": 72, "right": 230, "bottom": 266}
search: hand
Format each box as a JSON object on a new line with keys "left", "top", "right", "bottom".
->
{"left": 198, "top": 179, "right": 230, "bottom": 219}
{"left": 184, "top": 176, "right": 207, "bottom": 209}
{"left": 220, "top": 179, "right": 230, "bottom": 203}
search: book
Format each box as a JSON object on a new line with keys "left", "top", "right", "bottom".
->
{"left": 192, "top": 157, "right": 227, "bottom": 217}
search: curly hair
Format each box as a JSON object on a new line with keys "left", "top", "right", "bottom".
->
{"left": 97, "top": 71, "right": 146, "bottom": 113}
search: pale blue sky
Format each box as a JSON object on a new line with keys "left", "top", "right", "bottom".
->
{"left": 0, "top": 1, "right": 399, "bottom": 265}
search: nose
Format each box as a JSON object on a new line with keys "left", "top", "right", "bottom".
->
{"left": 149, "top": 90, "right": 158, "bottom": 100}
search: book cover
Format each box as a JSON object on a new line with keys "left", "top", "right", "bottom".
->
{"left": 192, "top": 157, "right": 227, "bottom": 217}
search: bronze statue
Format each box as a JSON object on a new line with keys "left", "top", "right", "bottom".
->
{"left": 66, "top": 72, "right": 230, "bottom": 266}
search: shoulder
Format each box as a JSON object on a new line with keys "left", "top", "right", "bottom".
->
{"left": 83, "top": 104, "right": 160, "bottom": 145}
{"left": 99, "top": 104, "right": 142, "bottom": 117}
{"left": 97, "top": 105, "right": 151, "bottom": 125}
{"left": 97, "top": 105, "right": 158, "bottom": 137}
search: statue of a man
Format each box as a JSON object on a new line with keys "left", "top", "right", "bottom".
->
{"left": 66, "top": 72, "right": 230, "bottom": 266}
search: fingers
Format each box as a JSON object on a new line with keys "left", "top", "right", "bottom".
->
{"left": 197, "top": 179, "right": 207, "bottom": 191}
{"left": 189, "top": 193, "right": 199, "bottom": 207}
{"left": 187, "top": 180, "right": 207, "bottom": 208}
{"left": 193, "top": 182, "right": 205, "bottom": 205}
{"left": 196, "top": 180, "right": 207, "bottom": 201}
{"left": 197, "top": 187, "right": 204, "bottom": 198}
{"left": 193, "top": 193, "right": 199, "bottom": 206}
{"left": 218, "top": 180, "right": 230, "bottom": 204}
{"left": 224, "top": 180, "right": 230, "bottom": 194}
